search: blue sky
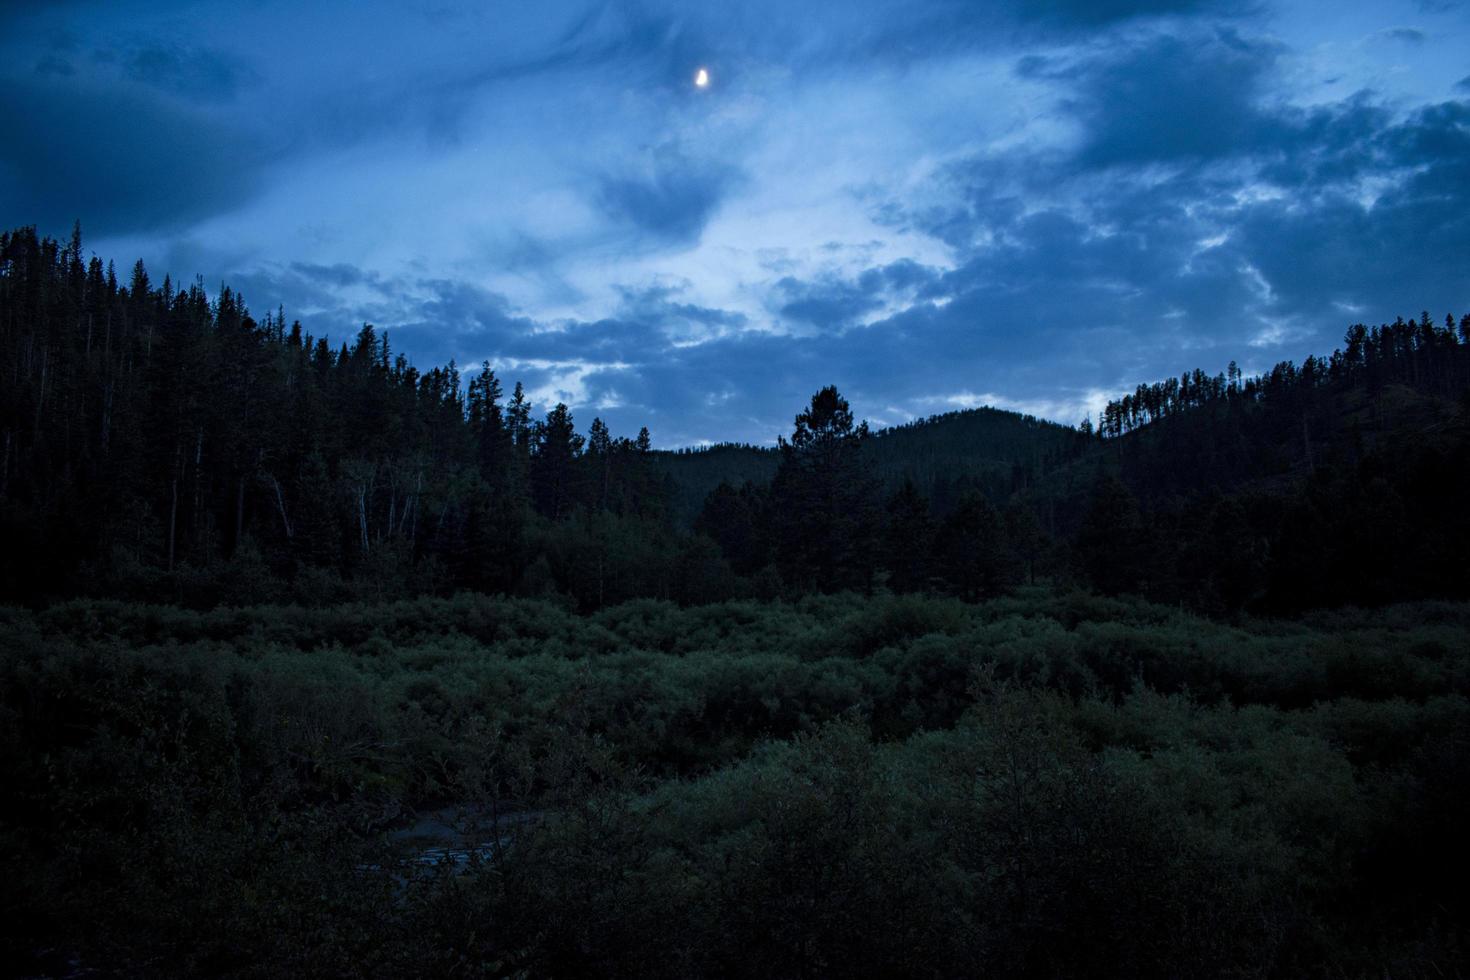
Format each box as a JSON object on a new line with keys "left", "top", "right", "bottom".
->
{"left": 3, "top": 0, "right": 1467, "bottom": 445}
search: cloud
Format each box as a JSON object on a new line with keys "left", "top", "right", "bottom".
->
{"left": 122, "top": 42, "right": 256, "bottom": 102}
{"left": 1377, "top": 26, "right": 1428, "bottom": 43}
{"left": 775, "top": 276, "right": 885, "bottom": 331}
{"left": 1042, "top": 29, "right": 1284, "bottom": 168}
{"left": 1013, "top": 0, "right": 1244, "bottom": 29}
{"left": 594, "top": 144, "right": 741, "bottom": 245}
{"left": 34, "top": 53, "right": 73, "bottom": 77}
{"left": 875, "top": 78, "right": 1470, "bottom": 401}
{"left": 835, "top": 0, "right": 1252, "bottom": 67}
{"left": 4, "top": 0, "right": 1463, "bottom": 448}
{"left": 772, "top": 260, "right": 945, "bottom": 332}
{"left": 614, "top": 283, "right": 749, "bottom": 342}
{"left": 1228, "top": 100, "right": 1470, "bottom": 315}
{"left": 0, "top": 74, "right": 268, "bottom": 236}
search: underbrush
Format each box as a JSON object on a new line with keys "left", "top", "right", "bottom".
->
{"left": 2, "top": 591, "right": 1466, "bottom": 976}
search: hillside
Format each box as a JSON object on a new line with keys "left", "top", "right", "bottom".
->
{"left": 655, "top": 405, "right": 1088, "bottom": 525}
{"left": 651, "top": 443, "right": 779, "bottom": 525}
{"left": 1017, "top": 317, "right": 1470, "bottom": 610}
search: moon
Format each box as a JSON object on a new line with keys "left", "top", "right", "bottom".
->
{"left": 694, "top": 67, "right": 709, "bottom": 88}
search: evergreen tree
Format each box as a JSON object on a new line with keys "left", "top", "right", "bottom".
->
{"left": 882, "top": 479, "right": 933, "bottom": 593}
{"left": 769, "top": 386, "right": 879, "bottom": 593}
{"left": 1076, "top": 474, "right": 1150, "bottom": 596}
{"left": 466, "top": 362, "right": 508, "bottom": 477}
{"left": 696, "top": 480, "right": 769, "bottom": 576}
{"left": 532, "top": 403, "right": 584, "bottom": 520}
{"left": 937, "top": 491, "right": 1015, "bottom": 599}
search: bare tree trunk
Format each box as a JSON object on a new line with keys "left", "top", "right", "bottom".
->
{"left": 387, "top": 480, "right": 397, "bottom": 544}
{"left": 358, "top": 485, "right": 370, "bottom": 554}
{"left": 400, "top": 470, "right": 422, "bottom": 537}
{"left": 235, "top": 475, "right": 246, "bottom": 553}
{"left": 268, "top": 475, "right": 294, "bottom": 539}
{"left": 408, "top": 471, "right": 422, "bottom": 546}
{"left": 32, "top": 345, "right": 48, "bottom": 437}
{"left": 192, "top": 428, "right": 204, "bottom": 560}
{"left": 101, "top": 379, "right": 114, "bottom": 453}
{"left": 168, "top": 444, "right": 180, "bottom": 571}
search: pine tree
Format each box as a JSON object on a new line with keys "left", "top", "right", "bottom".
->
{"left": 696, "top": 480, "right": 768, "bottom": 575}
{"left": 937, "top": 491, "right": 1015, "bottom": 600}
{"left": 1076, "top": 473, "right": 1149, "bottom": 596}
{"left": 531, "top": 403, "right": 584, "bottom": 520}
{"left": 769, "top": 386, "right": 879, "bottom": 593}
{"left": 882, "top": 479, "right": 933, "bottom": 593}
{"left": 467, "top": 361, "right": 508, "bottom": 477}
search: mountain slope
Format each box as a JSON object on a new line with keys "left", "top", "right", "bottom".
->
{"left": 655, "top": 406, "right": 1089, "bottom": 525}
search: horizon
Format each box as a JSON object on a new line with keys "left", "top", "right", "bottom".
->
{"left": 3, "top": 0, "right": 1467, "bottom": 446}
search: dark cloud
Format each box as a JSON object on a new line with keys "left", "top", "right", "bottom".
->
{"left": 615, "top": 284, "right": 749, "bottom": 331}
{"left": 387, "top": 279, "right": 666, "bottom": 367}
{"left": 594, "top": 145, "right": 740, "bottom": 245}
{"left": 845, "top": 0, "right": 1253, "bottom": 67}
{"left": 1378, "top": 26, "right": 1428, "bottom": 43}
{"left": 216, "top": 262, "right": 390, "bottom": 331}
{"left": 123, "top": 43, "right": 255, "bottom": 102}
{"left": 772, "top": 260, "right": 944, "bottom": 332}
{"left": 862, "top": 258, "right": 943, "bottom": 295}
{"left": 1051, "top": 30, "right": 1284, "bottom": 168}
{"left": 871, "top": 81, "right": 1470, "bottom": 416}
{"left": 1230, "top": 100, "right": 1470, "bottom": 315}
{"left": 1013, "top": 0, "right": 1244, "bottom": 28}
{"left": 290, "top": 262, "right": 375, "bottom": 289}
{"left": 775, "top": 276, "right": 885, "bottom": 331}
{"left": 0, "top": 74, "right": 268, "bottom": 236}
{"left": 34, "top": 53, "right": 73, "bottom": 77}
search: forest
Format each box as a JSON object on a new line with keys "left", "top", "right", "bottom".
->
{"left": 3, "top": 224, "right": 1469, "bottom": 976}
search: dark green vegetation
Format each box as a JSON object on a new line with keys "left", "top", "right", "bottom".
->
{"left": 6, "top": 225, "right": 1470, "bottom": 615}
{"left": 4, "top": 225, "right": 1470, "bottom": 975}
{"left": 4, "top": 593, "right": 1468, "bottom": 976}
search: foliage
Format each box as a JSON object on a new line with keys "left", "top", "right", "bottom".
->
{"left": 2, "top": 591, "right": 1467, "bottom": 975}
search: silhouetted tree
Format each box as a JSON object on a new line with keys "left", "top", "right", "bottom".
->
{"left": 769, "top": 386, "right": 880, "bottom": 592}
{"left": 532, "top": 403, "right": 584, "bottom": 521}
{"left": 1076, "top": 474, "right": 1149, "bottom": 596}
{"left": 882, "top": 479, "right": 933, "bottom": 593}
{"left": 937, "top": 491, "right": 1016, "bottom": 599}
{"left": 696, "top": 480, "right": 769, "bottom": 576}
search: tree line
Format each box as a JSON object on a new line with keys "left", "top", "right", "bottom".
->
{"left": 4, "top": 223, "right": 1468, "bottom": 614}
{"left": 0, "top": 224, "right": 690, "bottom": 607}
{"left": 1088, "top": 312, "right": 1470, "bottom": 439}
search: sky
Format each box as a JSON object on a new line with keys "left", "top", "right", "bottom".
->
{"left": 2, "top": 0, "right": 1467, "bottom": 446}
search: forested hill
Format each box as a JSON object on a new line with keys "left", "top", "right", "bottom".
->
{"left": 652, "top": 443, "right": 778, "bottom": 526}
{"left": 1033, "top": 312, "right": 1470, "bottom": 610}
{"left": 655, "top": 407, "right": 1086, "bottom": 526}
{"left": 1077, "top": 315, "right": 1470, "bottom": 503}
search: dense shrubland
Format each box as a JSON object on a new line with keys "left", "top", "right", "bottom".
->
{"left": 3, "top": 591, "right": 1466, "bottom": 976}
